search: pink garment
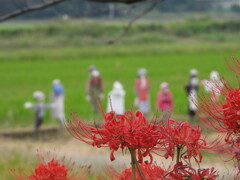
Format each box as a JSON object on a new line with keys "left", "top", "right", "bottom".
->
{"left": 156, "top": 91, "right": 173, "bottom": 111}
{"left": 135, "top": 78, "right": 149, "bottom": 101}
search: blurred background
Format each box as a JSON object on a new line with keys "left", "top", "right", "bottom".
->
{"left": 0, "top": 0, "right": 240, "bottom": 179}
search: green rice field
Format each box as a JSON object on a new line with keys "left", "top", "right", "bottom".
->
{"left": 0, "top": 19, "right": 240, "bottom": 129}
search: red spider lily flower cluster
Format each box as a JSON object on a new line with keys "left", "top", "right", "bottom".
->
{"left": 66, "top": 110, "right": 223, "bottom": 179}
{"left": 221, "top": 86, "right": 240, "bottom": 135}
{"left": 104, "top": 163, "right": 218, "bottom": 180}
{"left": 198, "top": 57, "right": 240, "bottom": 175}
{"left": 198, "top": 78, "right": 240, "bottom": 141}
{"left": 104, "top": 163, "right": 167, "bottom": 180}
{"left": 221, "top": 137, "right": 240, "bottom": 170}
{"left": 66, "top": 111, "right": 163, "bottom": 163}
{"left": 168, "top": 162, "right": 218, "bottom": 180}
{"left": 159, "top": 120, "right": 221, "bottom": 163}
{"left": 11, "top": 153, "right": 87, "bottom": 180}
{"left": 28, "top": 158, "right": 72, "bottom": 180}
{"left": 198, "top": 57, "right": 240, "bottom": 140}
{"left": 118, "top": 163, "right": 167, "bottom": 180}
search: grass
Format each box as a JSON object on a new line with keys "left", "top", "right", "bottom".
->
{"left": 0, "top": 19, "right": 240, "bottom": 129}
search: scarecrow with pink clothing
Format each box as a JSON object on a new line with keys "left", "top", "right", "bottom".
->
{"left": 134, "top": 68, "right": 150, "bottom": 116}
{"left": 156, "top": 82, "right": 174, "bottom": 120}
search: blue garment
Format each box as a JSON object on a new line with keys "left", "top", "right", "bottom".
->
{"left": 53, "top": 84, "right": 64, "bottom": 96}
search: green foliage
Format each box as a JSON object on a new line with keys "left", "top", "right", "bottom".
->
{"left": 1, "top": 19, "right": 240, "bottom": 40}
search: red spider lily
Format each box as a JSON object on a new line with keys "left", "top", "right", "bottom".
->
{"left": 104, "top": 163, "right": 168, "bottom": 180}
{"left": 196, "top": 168, "right": 218, "bottom": 180}
{"left": 119, "top": 163, "right": 167, "bottom": 180}
{"left": 168, "top": 162, "right": 218, "bottom": 180}
{"left": 104, "top": 163, "right": 218, "bottom": 180}
{"left": 11, "top": 152, "right": 88, "bottom": 180}
{"left": 66, "top": 111, "right": 165, "bottom": 163}
{"left": 226, "top": 57, "right": 240, "bottom": 75}
{"left": 198, "top": 83, "right": 240, "bottom": 140}
{"left": 158, "top": 120, "right": 221, "bottom": 163}
{"left": 221, "top": 137, "right": 240, "bottom": 171}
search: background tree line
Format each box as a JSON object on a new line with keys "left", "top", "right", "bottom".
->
{"left": 0, "top": 0, "right": 239, "bottom": 20}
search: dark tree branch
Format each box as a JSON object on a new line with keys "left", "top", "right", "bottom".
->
{"left": 121, "top": 0, "right": 162, "bottom": 35}
{"left": 0, "top": 0, "right": 68, "bottom": 23}
{"left": 106, "top": 0, "right": 164, "bottom": 44}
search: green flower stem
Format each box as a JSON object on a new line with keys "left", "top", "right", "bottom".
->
{"left": 129, "top": 148, "right": 146, "bottom": 180}
{"left": 129, "top": 148, "right": 136, "bottom": 180}
{"left": 176, "top": 146, "right": 181, "bottom": 164}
